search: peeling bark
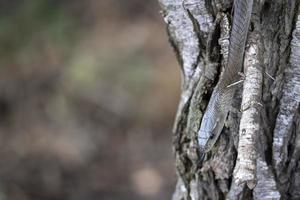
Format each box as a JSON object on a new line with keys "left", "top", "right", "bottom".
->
{"left": 159, "top": 0, "right": 300, "bottom": 199}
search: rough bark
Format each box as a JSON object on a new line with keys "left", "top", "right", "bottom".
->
{"left": 159, "top": 0, "right": 300, "bottom": 199}
{"left": 233, "top": 31, "right": 262, "bottom": 190}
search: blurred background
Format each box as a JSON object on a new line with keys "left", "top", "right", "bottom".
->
{"left": 0, "top": 0, "right": 180, "bottom": 199}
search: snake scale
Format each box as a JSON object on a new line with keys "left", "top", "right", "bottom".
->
{"left": 198, "top": 0, "right": 253, "bottom": 155}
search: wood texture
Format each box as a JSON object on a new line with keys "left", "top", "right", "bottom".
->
{"left": 159, "top": 0, "right": 300, "bottom": 199}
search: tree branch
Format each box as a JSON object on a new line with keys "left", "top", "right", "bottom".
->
{"left": 233, "top": 32, "right": 263, "bottom": 189}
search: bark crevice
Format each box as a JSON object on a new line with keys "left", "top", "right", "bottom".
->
{"left": 159, "top": 0, "right": 300, "bottom": 199}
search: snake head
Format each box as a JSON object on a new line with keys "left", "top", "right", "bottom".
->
{"left": 198, "top": 112, "right": 226, "bottom": 152}
{"left": 198, "top": 115, "right": 218, "bottom": 148}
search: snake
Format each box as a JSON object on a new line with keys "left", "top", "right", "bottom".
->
{"left": 198, "top": 0, "right": 253, "bottom": 154}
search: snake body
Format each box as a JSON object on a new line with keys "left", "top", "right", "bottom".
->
{"left": 198, "top": 0, "right": 253, "bottom": 152}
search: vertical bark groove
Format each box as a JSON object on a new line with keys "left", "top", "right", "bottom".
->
{"left": 159, "top": 0, "right": 300, "bottom": 199}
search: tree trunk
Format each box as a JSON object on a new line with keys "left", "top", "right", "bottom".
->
{"left": 158, "top": 0, "right": 300, "bottom": 199}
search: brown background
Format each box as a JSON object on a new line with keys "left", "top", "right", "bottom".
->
{"left": 0, "top": 0, "right": 180, "bottom": 199}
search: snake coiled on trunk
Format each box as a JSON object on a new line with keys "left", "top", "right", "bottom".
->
{"left": 198, "top": 0, "right": 253, "bottom": 154}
